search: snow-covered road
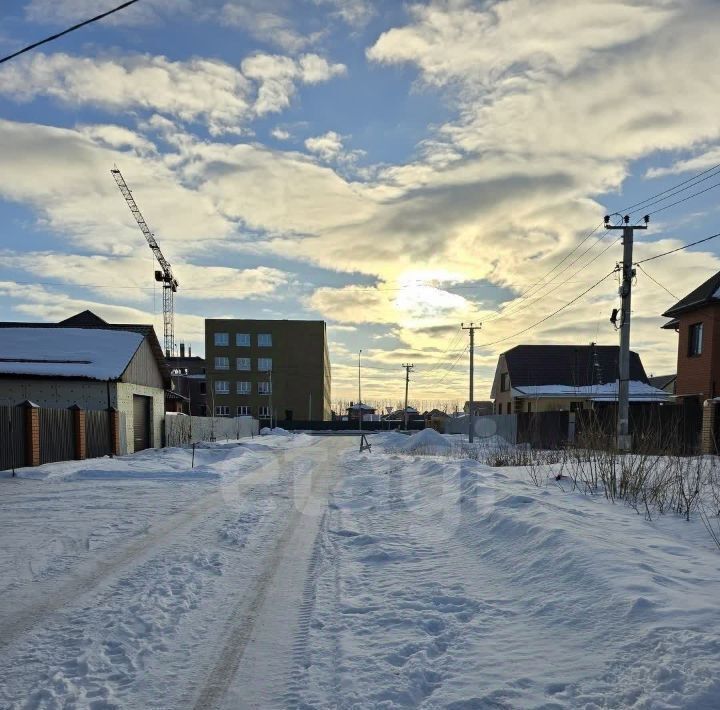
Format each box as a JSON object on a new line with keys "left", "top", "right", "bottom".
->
{"left": 2, "top": 431, "right": 720, "bottom": 709}
{"left": 0, "top": 434, "right": 348, "bottom": 709}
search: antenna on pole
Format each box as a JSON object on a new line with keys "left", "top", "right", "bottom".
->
{"left": 111, "top": 167, "right": 179, "bottom": 357}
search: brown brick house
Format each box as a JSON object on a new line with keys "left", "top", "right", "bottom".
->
{"left": 662, "top": 271, "right": 720, "bottom": 400}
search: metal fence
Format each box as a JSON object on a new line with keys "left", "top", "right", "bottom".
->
{"left": 0, "top": 406, "right": 25, "bottom": 472}
{"left": 86, "top": 409, "right": 113, "bottom": 459}
{"left": 164, "top": 414, "right": 259, "bottom": 447}
{"left": 39, "top": 407, "right": 74, "bottom": 465}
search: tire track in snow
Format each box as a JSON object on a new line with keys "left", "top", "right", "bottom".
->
{"left": 0, "top": 451, "right": 289, "bottom": 651}
{"left": 190, "top": 440, "right": 344, "bottom": 710}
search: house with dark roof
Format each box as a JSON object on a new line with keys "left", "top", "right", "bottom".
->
{"left": 648, "top": 374, "right": 677, "bottom": 395}
{"left": 490, "top": 344, "right": 667, "bottom": 414}
{"left": 0, "top": 310, "right": 170, "bottom": 453}
{"left": 661, "top": 271, "right": 720, "bottom": 400}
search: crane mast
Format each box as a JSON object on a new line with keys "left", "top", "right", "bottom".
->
{"left": 111, "top": 168, "right": 178, "bottom": 357}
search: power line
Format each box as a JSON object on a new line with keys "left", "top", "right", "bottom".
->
{"left": 476, "top": 268, "right": 618, "bottom": 350}
{"left": 0, "top": 0, "right": 140, "bottom": 65}
{"left": 623, "top": 163, "right": 720, "bottom": 213}
{"left": 635, "top": 230, "right": 720, "bottom": 264}
{"left": 635, "top": 263, "right": 678, "bottom": 300}
{"left": 645, "top": 180, "right": 720, "bottom": 217}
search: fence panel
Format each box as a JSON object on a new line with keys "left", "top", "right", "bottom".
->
{"left": 517, "top": 411, "right": 571, "bottom": 449}
{"left": 444, "top": 414, "right": 518, "bottom": 444}
{"left": 0, "top": 406, "right": 26, "bottom": 472}
{"left": 86, "top": 409, "right": 112, "bottom": 459}
{"left": 165, "top": 414, "right": 259, "bottom": 447}
{"left": 39, "top": 407, "right": 74, "bottom": 465}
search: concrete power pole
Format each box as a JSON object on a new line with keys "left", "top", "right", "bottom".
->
{"left": 402, "top": 363, "right": 414, "bottom": 430}
{"left": 605, "top": 214, "right": 649, "bottom": 452}
{"left": 462, "top": 323, "right": 480, "bottom": 443}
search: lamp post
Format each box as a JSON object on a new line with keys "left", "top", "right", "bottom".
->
{"left": 358, "top": 349, "right": 362, "bottom": 433}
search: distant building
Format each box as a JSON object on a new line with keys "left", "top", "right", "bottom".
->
{"left": 166, "top": 342, "right": 207, "bottom": 416}
{"left": 205, "top": 319, "right": 331, "bottom": 422}
{"left": 490, "top": 343, "right": 667, "bottom": 414}
{"left": 648, "top": 374, "right": 677, "bottom": 395}
{"left": 463, "top": 400, "right": 493, "bottom": 416}
{"left": 0, "top": 310, "right": 169, "bottom": 452}
{"left": 346, "top": 402, "right": 377, "bottom": 421}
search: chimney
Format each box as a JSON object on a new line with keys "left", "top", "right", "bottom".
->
{"left": 180, "top": 343, "right": 185, "bottom": 358}
{"left": 188, "top": 345, "right": 192, "bottom": 357}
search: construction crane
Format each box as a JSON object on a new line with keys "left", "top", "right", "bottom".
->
{"left": 111, "top": 167, "right": 178, "bottom": 357}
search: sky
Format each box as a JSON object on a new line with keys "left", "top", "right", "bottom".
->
{"left": 2, "top": 0, "right": 720, "bottom": 406}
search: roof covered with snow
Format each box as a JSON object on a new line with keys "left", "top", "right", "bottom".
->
{"left": 501, "top": 344, "right": 647, "bottom": 388}
{"left": 513, "top": 381, "right": 669, "bottom": 402}
{"left": 0, "top": 328, "right": 144, "bottom": 380}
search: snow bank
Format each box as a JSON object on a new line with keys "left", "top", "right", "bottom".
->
{"left": 397, "top": 427, "right": 452, "bottom": 455}
{"left": 260, "top": 427, "right": 291, "bottom": 436}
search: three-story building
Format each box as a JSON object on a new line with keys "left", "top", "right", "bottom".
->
{"left": 205, "top": 319, "right": 331, "bottom": 422}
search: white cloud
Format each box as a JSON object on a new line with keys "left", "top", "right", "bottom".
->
{"left": 0, "top": 51, "right": 345, "bottom": 134}
{"left": 271, "top": 127, "right": 291, "bottom": 140}
{"left": 646, "top": 147, "right": 720, "bottom": 178}
{"left": 313, "top": 0, "right": 375, "bottom": 27}
{"left": 2, "top": 252, "right": 290, "bottom": 302}
{"left": 221, "top": 3, "right": 319, "bottom": 52}
{"left": 305, "top": 131, "right": 344, "bottom": 160}
{"left": 23, "top": 0, "right": 196, "bottom": 25}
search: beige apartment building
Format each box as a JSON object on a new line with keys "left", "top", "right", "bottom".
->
{"left": 204, "top": 319, "right": 331, "bottom": 422}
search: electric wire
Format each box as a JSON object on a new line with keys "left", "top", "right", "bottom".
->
{"left": 0, "top": 1, "right": 140, "bottom": 65}
{"left": 635, "top": 263, "right": 678, "bottom": 300}
{"left": 635, "top": 230, "right": 720, "bottom": 264}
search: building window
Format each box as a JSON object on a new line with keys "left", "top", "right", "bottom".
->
{"left": 236, "top": 333, "right": 250, "bottom": 347}
{"left": 500, "top": 373, "right": 510, "bottom": 392}
{"left": 199, "top": 382, "right": 207, "bottom": 395}
{"left": 215, "top": 380, "right": 229, "bottom": 394}
{"left": 258, "top": 381, "right": 272, "bottom": 395}
{"left": 259, "top": 406, "right": 272, "bottom": 418}
{"left": 689, "top": 322, "right": 704, "bottom": 356}
{"left": 215, "top": 405, "right": 230, "bottom": 417}
{"left": 258, "top": 333, "right": 272, "bottom": 347}
{"left": 527, "top": 402, "right": 532, "bottom": 413}
{"left": 507, "top": 402, "right": 512, "bottom": 414}
{"left": 215, "top": 356, "right": 229, "bottom": 370}
{"left": 237, "top": 405, "right": 251, "bottom": 416}
{"left": 237, "top": 381, "right": 251, "bottom": 395}
{"left": 236, "top": 357, "right": 251, "bottom": 371}
{"left": 214, "top": 332, "right": 229, "bottom": 346}
{"left": 258, "top": 357, "right": 272, "bottom": 372}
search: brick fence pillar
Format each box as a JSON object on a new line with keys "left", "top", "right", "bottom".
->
{"left": 701, "top": 399, "right": 716, "bottom": 454}
{"left": 69, "top": 404, "right": 86, "bottom": 461}
{"left": 22, "top": 400, "right": 40, "bottom": 467}
{"left": 108, "top": 406, "right": 121, "bottom": 456}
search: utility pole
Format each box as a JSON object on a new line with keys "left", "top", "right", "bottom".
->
{"left": 462, "top": 323, "right": 480, "bottom": 443}
{"left": 605, "top": 214, "right": 649, "bottom": 452}
{"left": 402, "top": 363, "right": 414, "bottom": 430}
{"left": 358, "top": 349, "right": 362, "bottom": 434}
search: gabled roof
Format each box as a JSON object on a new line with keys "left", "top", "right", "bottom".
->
{"left": 0, "top": 328, "right": 144, "bottom": 380}
{"left": 501, "top": 344, "right": 647, "bottom": 388}
{"left": 648, "top": 374, "right": 677, "bottom": 391}
{"left": 662, "top": 271, "right": 720, "bottom": 317}
{"left": 0, "top": 310, "right": 170, "bottom": 386}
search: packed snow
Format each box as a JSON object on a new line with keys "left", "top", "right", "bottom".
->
{"left": 1, "top": 431, "right": 719, "bottom": 708}
{"left": 0, "top": 327, "right": 143, "bottom": 380}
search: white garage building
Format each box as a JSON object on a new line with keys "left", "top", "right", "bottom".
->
{"left": 0, "top": 311, "right": 169, "bottom": 453}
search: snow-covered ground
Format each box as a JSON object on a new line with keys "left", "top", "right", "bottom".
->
{"left": 1, "top": 431, "right": 719, "bottom": 708}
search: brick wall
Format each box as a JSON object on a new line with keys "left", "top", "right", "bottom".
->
{"left": 675, "top": 304, "right": 720, "bottom": 398}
